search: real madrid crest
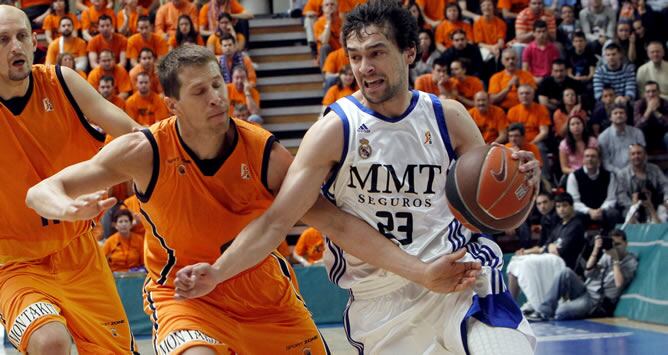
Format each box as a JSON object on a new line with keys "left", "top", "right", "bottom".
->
{"left": 358, "top": 138, "right": 372, "bottom": 159}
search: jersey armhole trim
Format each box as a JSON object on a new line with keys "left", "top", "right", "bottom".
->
{"left": 429, "top": 94, "right": 457, "bottom": 160}
{"left": 261, "top": 135, "right": 277, "bottom": 193}
{"left": 55, "top": 65, "right": 106, "bottom": 142}
{"left": 135, "top": 128, "right": 160, "bottom": 203}
{"left": 320, "top": 102, "right": 349, "bottom": 203}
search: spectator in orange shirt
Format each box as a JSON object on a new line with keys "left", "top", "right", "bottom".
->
{"left": 322, "top": 64, "right": 356, "bottom": 110}
{"left": 155, "top": 0, "right": 198, "bottom": 40}
{"left": 219, "top": 33, "right": 256, "bottom": 84}
{"left": 302, "top": 0, "right": 323, "bottom": 54}
{"left": 338, "top": 0, "right": 368, "bottom": 17}
{"left": 103, "top": 209, "right": 144, "bottom": 272}
{"left": 515, "top": 0, "right": 557, "bottom": 44}
{"left": 474, "top": 0, "right": 506, "bottom": 62}
{"left": 199, "top": 0, "right": 253, "bottom": 38}
{"left": 414, "top": 57, "right": 455, "bottom": 99}
{"left": 45, "top": 17, "right": 88, "bottom": 71}
{"left": 292, "top": 227, "right": 325, "bottom": 266}
{"left": 435, "top": 3, "right": 473, "bottom": 52}
{"left": 226, "top": 66, "right": 260, "bottom": 116}
{"left": 497, "top": 0, "right": 529, "bottom": 20}
{"left": 169, "top": 15, "right": 205, "bottom": 49}
{"left": 89, "top": 50, "right": 132, "bottom": 99}
{"left": 314, "top": 0, "right": 342, "bottom": 69}
{"left": 449, "top": 58, "right": 483, "bottom": 108}
{"left": 206, "top": 12, "right": 246, "bottom": 55}
{"left": 416, "top": 0, "right": 446, "bottom": 28}
{"left": 507, "top": 85, "right": 550, "bottom": 172}
{"left": 468, "top": 91, "right": 508, "bottom": 143}
{"left": 81, "top": 0, "right": 116, "bottom": 41}
{"left": 129, "top": 48, "right": 163, "bottom": 94}
{"left": 88, "top": 15, "right": 128, "bottom": 69}
{"left": 117, "top": 0, "right": 147, "bottom": 37}
{"left": 506, "top": 122, "right": 543, "bottom": 166}
{"left": 20, "top": 0, "right": 51, "bottom": 30}
{"left": 121, "top": 194, "right": 145, "bottom": 235}
{"left": 507, "top": 84, "right": 550, "bottom": 144}
{"left": 322, "top": 46, "right": 349, "bottom": 91}
{"left": 127, "top": 15, "right": 169, "bottom": 67}
{"left": 42, "top": 0, "right": 80, "bottom": 44}
{"left": 489, "top": 48, "right": 537, "bottom": 110}
{"left": 126, "top": 72, "right": 170, "bottom": 126}
{"left": 56, "top": 52, "right": 87, "bottom": 79}
{"left": 97, "top": 75, "right": 127, "bottom": 110}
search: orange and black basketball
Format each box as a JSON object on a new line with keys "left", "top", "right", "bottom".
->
{"left": 446, "top": 145, "right": 535, "bottom": 234}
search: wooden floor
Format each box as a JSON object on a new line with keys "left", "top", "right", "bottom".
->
{"left": 2, "top": 318, "right": 667, "bottom": 354}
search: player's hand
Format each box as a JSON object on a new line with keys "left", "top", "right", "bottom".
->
{"left": 420, "top": 248, "right": 481, "bottom": 294}
{"left": 174, "top": 263, "right": 222, "bottom": 299}
{"left": 511, "top": 148, "right": 541, "bottom": 187}
{"left": 62, "top": 190, "right": 116, "bottom": 221}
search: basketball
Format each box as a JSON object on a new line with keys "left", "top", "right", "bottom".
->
{"left": 446, "top": 145, "right": 536, "bottom": 234}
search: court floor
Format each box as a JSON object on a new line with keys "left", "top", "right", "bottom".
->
{"left": 2, "top": 317, "right": 667, "bottom": 354}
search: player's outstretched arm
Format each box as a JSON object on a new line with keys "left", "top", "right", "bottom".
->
{"left": 174, "top": 111, "right": 481, "bottom": 299}
{"left": 60, "top": 66, "right": 142, "bottom": 137}
{"left": 26, "top": 132, "right": 153, "bottom": 221}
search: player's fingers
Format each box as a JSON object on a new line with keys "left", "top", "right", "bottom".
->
{"left": 511, "top": 150, "right": 535, "bottom": 162}
{"left": 518, "top": 159, "right": 539, "bottom": 173}
{"left": 446, "top": 248, "right": 467, "bottom": 262}
{"left": 97, "top": 197, "right": 117, "bottom": 211}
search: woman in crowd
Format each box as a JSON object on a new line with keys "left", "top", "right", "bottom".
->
{"left": 412, "top": 29, "right": 441, "bottom": 82}
{"left": 207, "top": 12, "right": 246, "bottom": 55}
{"left": 435, "top": 3, "right": 474, "bottom": 52}
{"left": 56, "top": 52, "right": 87, "bottom": 79}
{"left": 322, "top": 65, "right": 356, "bottom": 113}
{"left": 553, "top": 87, "right": 588, "bottom": 139}
{"left": 102, "top": 209, "right": 144, "bottom": 273}
{"left": 169, "top": 15, "right": 204, "bottom": 50}
{"left": 559, "top": 115, "right": 598, "bottom": 176}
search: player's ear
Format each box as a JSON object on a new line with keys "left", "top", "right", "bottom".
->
{"left": 164, "top": 96, "right": 177, "bottom": 115}
{"left": 404, "top": 45, "right": 417, "bottom": 65}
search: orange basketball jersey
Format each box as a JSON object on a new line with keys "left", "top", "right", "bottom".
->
{"left": 139, "top": 117, "right": 276, "bottom": 287}
{"left": 0, "top": 65, "right": 105, "bottom": 264}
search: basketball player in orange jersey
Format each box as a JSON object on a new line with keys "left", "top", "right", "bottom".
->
{"left": 27, "top": 44, "right": 482, "bottom": 354}
{"left": 0, "top": 5, "right": 141, "bottom": 354}
{"left": 175, "top": 2, "right": 541, "bottom": 354}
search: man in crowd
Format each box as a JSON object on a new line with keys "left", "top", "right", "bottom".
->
{"left": 97, "top": 76, "right": 126, "bottom": 110}
{"left": 593, "top": 43, "right": 636, "bottom": 104}
{"left": 439, "top": 29, "right": 483, "bottom": 78}
{"left": 505, "top": 122, "right": 543, "bottom": 166}
{"left": 633, "top": 81, "right": 668, "bottom": 151}
{"left": 637, "top": 42, "right": 668, "bottom": 100}
{"left": 579, "top": 0, "right": 616, "bottom": 49}
{"left": 45, "top": 17, "right": 87, "bottom": 71}
{"left": 489, "top": 48, "right": 536, "bottom": 110}
{"left": 566, "top": 147, "right": 620, "bottom": 232}
{"left": 314, "top": 0, "right": 341, "bottom": 69}
{"left": 616, "top": 144, "right": 668, "bottom": 224}
{"left": 226, "top": 66, "right": 260, "bottom": 117}
{"left": 599, "top": 104, "right": 646, "bottom": 175}
{"left": 87, "top": 49, "right": 132, "bottom": 99}
{"left": 155, "top": 0, "right": 198, "bottom": 39}
{"left": 449, "top": 59, "right": 484, "bottom": 108}
{"left": 87, "top": 15, "right": 127, "bottom": 69}
{"left": 127, "top": 15, "right": 169, "bottom": 68}
{"left": 469, "top": 91, "right": 508, "bottom": 144}
{"left": 125, "top": 72, "right": 170, "bottom": 126}
{"left": 538, "top": 59, "right": 582, "bottom": 111}
{"left": 129, "top": 48, "right": 163, "bottom": 94}
{"left": 507, "top": 85, "right": 550, "bottom": 171}
{"left": 522, "top": 20, "right": 560, "bottom": 83}
{"left": 414, "top": 57, "right": 454, "bottom": 99}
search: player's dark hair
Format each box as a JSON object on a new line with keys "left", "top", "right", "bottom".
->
{"left": 342, "top": 0, "right": 419, "bottom": 54}
{"left": 157, "top": 44, "right": 219, "bottom": 99}
{"left": 112, "top": 209, "right": 134, "bottom": 224}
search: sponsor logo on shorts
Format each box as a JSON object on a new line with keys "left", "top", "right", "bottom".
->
{"left": 158, "top": 330, "right": 220, "bottom": 355}
{"left": 286, "top": 334, "right": 318, "bottom": 351}
{"left": 8, "top": 302, "right": 59, "bottom": 347}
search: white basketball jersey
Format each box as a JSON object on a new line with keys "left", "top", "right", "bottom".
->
{"left": 322, "top": 91, "right": 473, "bottom": 290}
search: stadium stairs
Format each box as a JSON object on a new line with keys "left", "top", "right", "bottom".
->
{"left": 249, "top": 17, "right": 324, "bottom": 156}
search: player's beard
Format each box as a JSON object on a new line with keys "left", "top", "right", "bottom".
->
{"left": 9, "top": 62, "right": 30, "bottom": 81}
{"left": 359, "top": 72, "right": 403, "bottom": 105}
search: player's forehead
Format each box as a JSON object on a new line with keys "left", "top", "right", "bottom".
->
{"left": 0, "top": 10, "right": 30, "bottom": 34}
{"left": 178, "top": 61, "right": 222, "bottom": 89}
{"left": 346, "top": 25, "right": 396, "bottom": 52}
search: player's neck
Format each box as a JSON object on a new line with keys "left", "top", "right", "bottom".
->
{"left": 0, "top": 76, "right": 30, "bottom": 101}
{"left": 362, "top": 89, "right": 413, "bottom": 118}
{"left": 176, "top": 119, "right": 233, "bottom": 160}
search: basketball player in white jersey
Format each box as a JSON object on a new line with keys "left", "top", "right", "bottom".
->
{"left": 175, "top": 1, "right": 539, "bottom": 354}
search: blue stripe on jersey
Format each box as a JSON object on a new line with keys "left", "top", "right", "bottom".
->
{"left": 334, "top": 243, "right": 347, "bottom": 285}
{"left": 325, "top": 238, "right": 340, "bottom": 283}
{"left": 321, "top": 102, "right": 350, "bottom": 203}
{"left": 344, "top": 91, "right": 420, "bottom": 123}
{"left": 428, "top": 94, "right": 456, "bottom": 161}
{"left": 326, "top": 238, "right": 347, "bottom": 286}
{"left": 344, "top": 290, "right": 365, "bottom": 354}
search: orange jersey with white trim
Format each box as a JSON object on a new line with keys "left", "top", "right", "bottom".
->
{"left": 139, "top": 117, "right": 276, "bottom": 287}
{"left": 0, "top": 65, "right": 105, "bottom": 264}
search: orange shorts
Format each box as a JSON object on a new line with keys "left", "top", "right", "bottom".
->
{"left": 144, "top": 252, "right": 329, "bottom": 355}
{"left": 0, "top": 231, "right": 137, "bottom": 353}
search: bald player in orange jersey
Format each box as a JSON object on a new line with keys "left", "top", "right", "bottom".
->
{"left": 28, "top": 44, "right": 482, "bottom": 355}
{"left": 0, "top": 5, "right": 141, "bottom": 354}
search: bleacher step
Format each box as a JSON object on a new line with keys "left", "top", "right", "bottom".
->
{"left": 261, "top": 105, "right": 322, "bottom": 117}
{"left": 249, "top": 18, "right": 302, "bottom": 28}
{"left": 262, "top": 90, "right": 323, "bottom": 101}
{"left": 263, "top": 122, "right": 316, "bottom": 132}
{"left": 257, "top": 74, "right": 323, "bottom": 86}
{"left": 257, "top": 60, "right": 318, "bottom": 71}
{"left": 252, "top": 32, "right": 306, "bottom": 42}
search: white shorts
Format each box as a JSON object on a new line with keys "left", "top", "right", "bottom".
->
{"left": 343, "top": 237, "right": 536, "bottom": 355}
